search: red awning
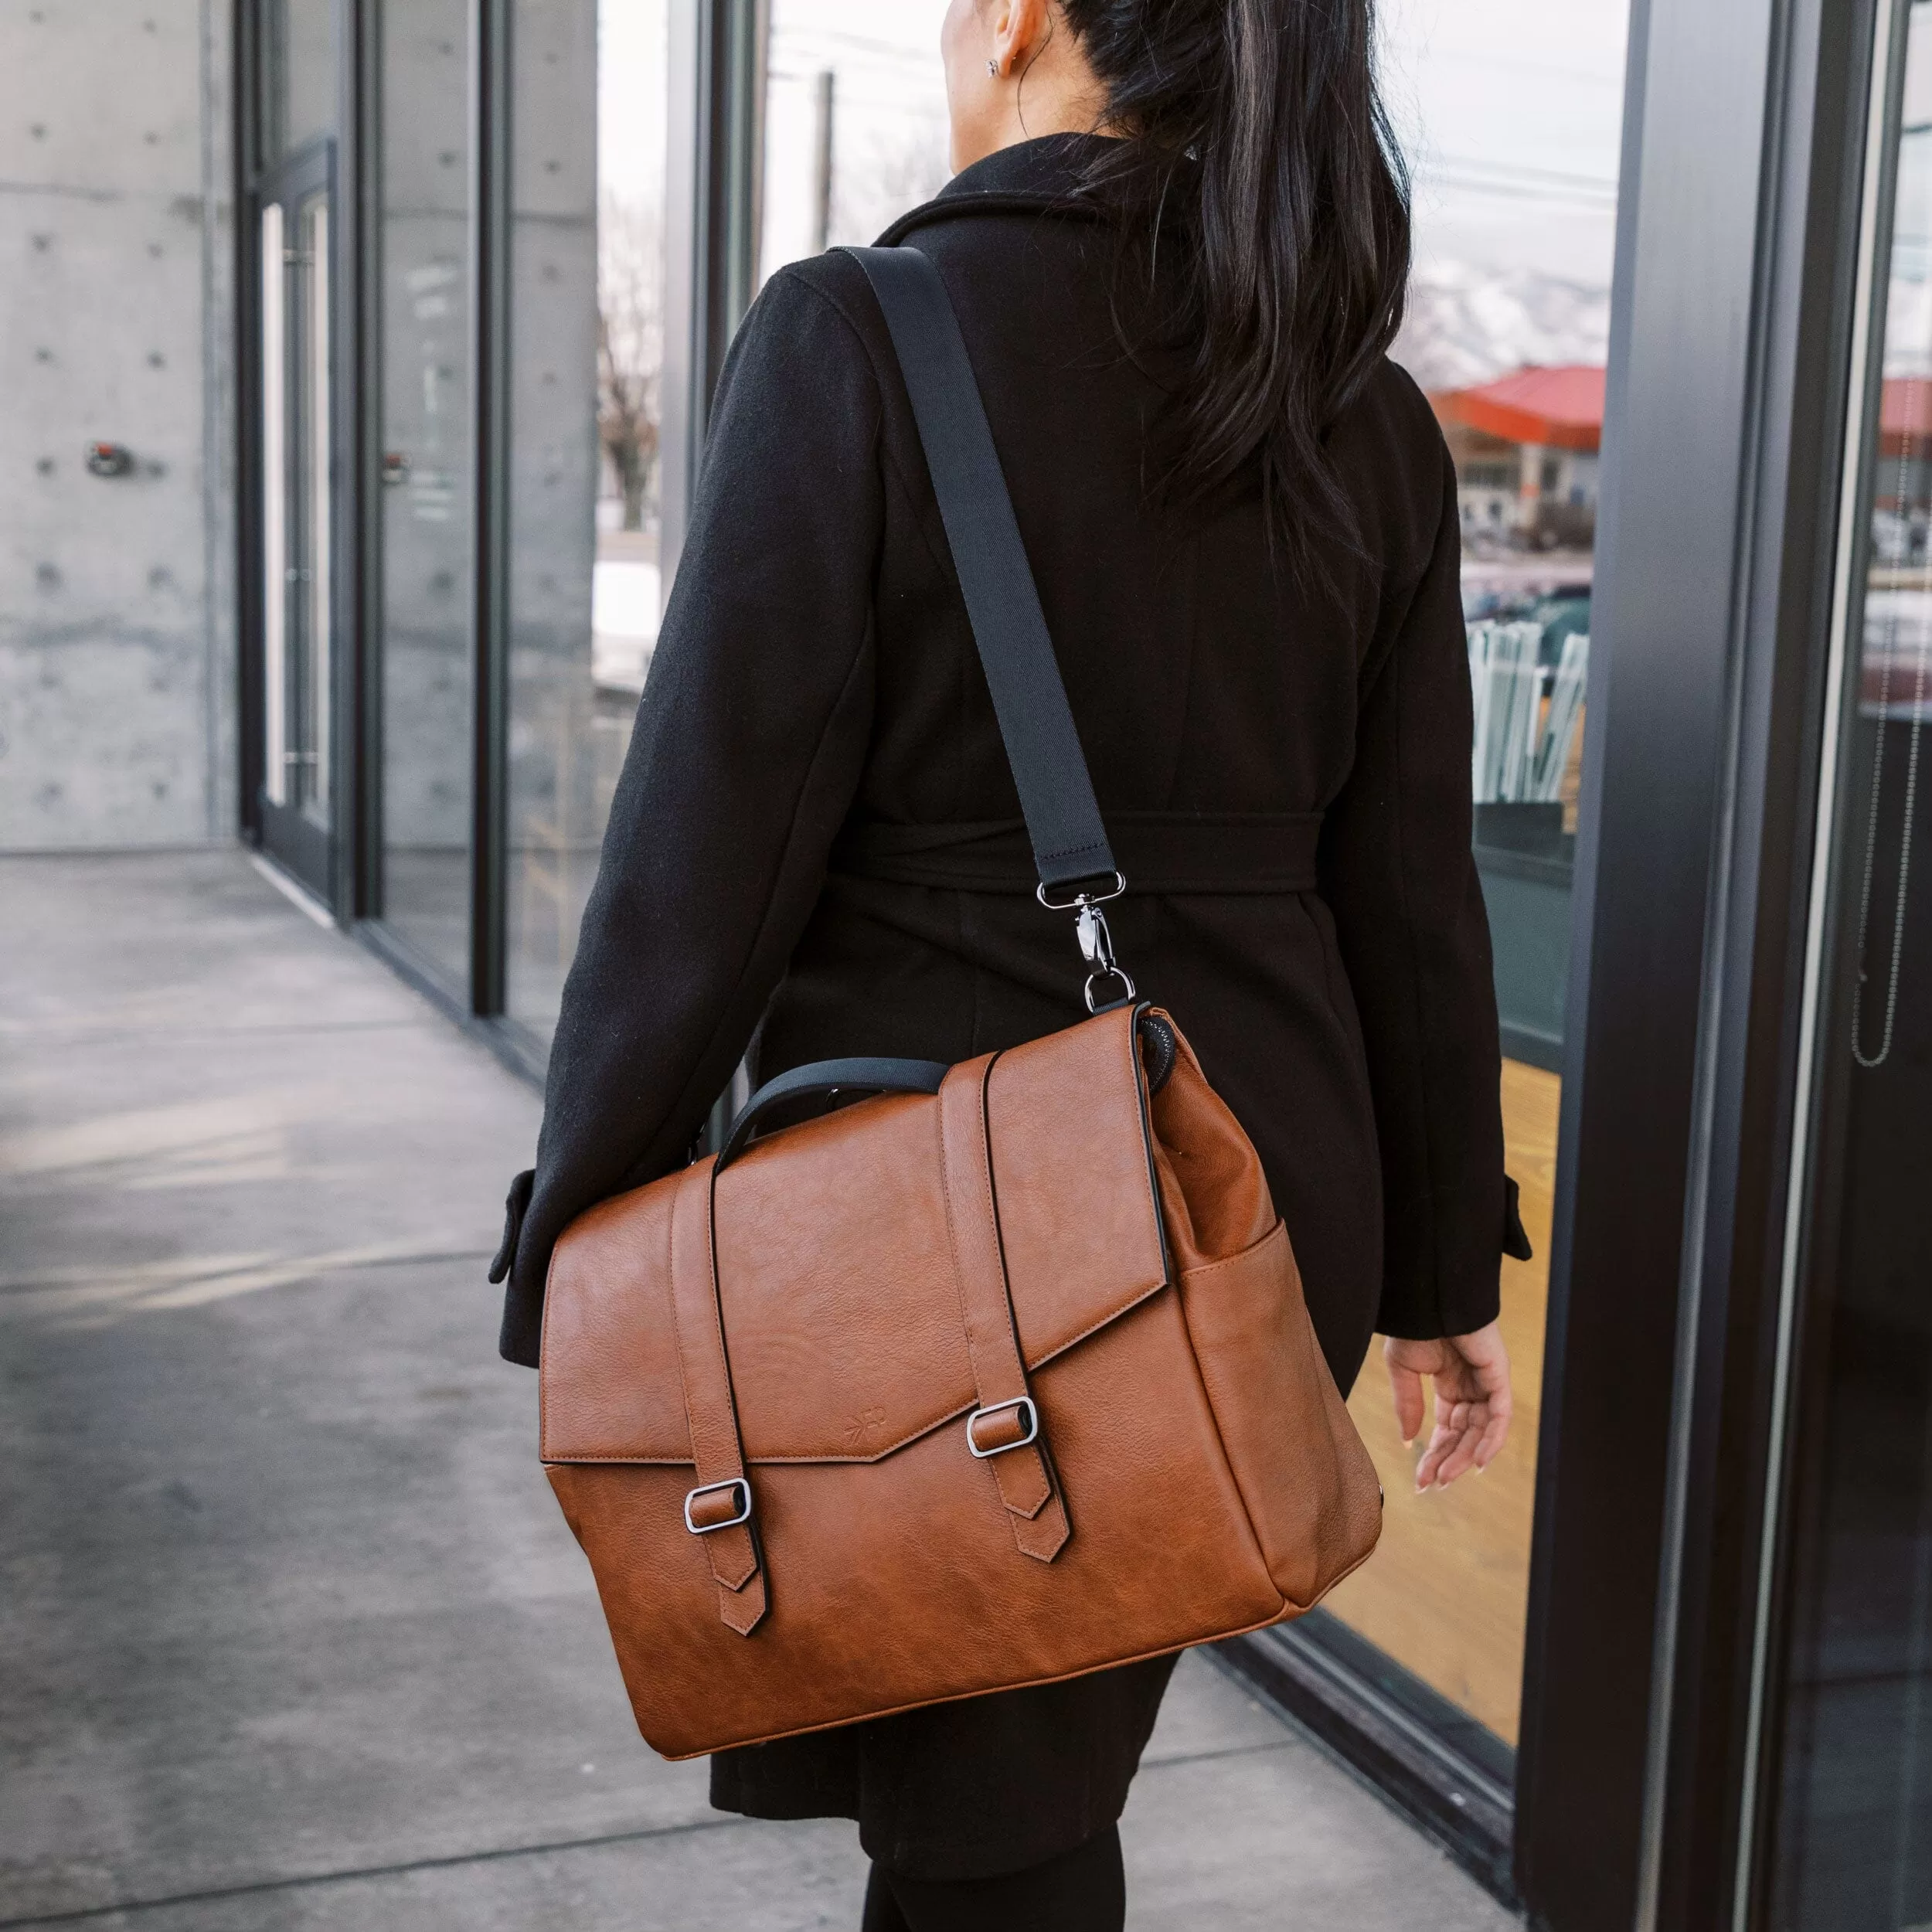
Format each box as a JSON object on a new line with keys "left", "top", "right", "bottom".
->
{"left": 1881, "top": 374, "right": 1932, "bottom": 453}
{"left": 1437, "top": 366, "right": 1606, "bottom": 452}
{"left": 1434, "top": 367, "right": 1932, "bottom": 458}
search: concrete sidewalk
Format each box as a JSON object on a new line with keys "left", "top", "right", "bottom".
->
{"left": 0, "top": 851, "right": 1518, "bottom": 1930}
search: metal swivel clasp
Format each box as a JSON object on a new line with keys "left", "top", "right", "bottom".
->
{"left": 1037, "top": 872, "right": 1135, "bottom": 1012}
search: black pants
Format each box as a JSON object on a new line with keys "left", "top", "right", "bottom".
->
{"left": 860, "top": 1825, "right": 1124, "bottom": 1932}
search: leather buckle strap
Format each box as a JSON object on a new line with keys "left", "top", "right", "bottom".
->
{"left": 667, "top": 1160, "right": 768, "bottom": 1634}
{"left": 683, "top": 1477, "right": 753, "bottom": 1533}
{"left": 937, "top": 1055, "right": 1071, "bottom": 1563}
{"left": 966, "top": 1396, "right": 1039, "bottom": 1458}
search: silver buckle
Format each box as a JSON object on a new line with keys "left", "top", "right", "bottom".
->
{"left": 967, "top": 1396, "right": 1040, "bottom": 1458}
{"left": 1036, "top": 871, "right": 1126, "bottom": 913}
{"left": 682, "top": 1477, "right": 753, "bottom": 1534}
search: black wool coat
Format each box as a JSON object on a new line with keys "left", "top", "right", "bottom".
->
{"left": 495, "top": 134, "right": 1511, "bottom": 1881}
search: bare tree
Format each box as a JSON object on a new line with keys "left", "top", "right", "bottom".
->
{"left": 598, "top": 192, "right": 664, "bottom": 532}
{"left": 832, "top": 115, "right": 951, "bottom": 251}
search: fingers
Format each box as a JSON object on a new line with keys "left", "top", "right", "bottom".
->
{"left": 1410, "top": 1322, "right": 1515, "bottom": 1488}
{"left": 1414, "top": 1381, "right": 1501, "bottom": 1488}
{"left": 1417, "top": 1396, "right": 1512, "bottom": 1488}
{"left": 1384, "top": 1354, "right": 1426, "bottom": 1444}
{"left": 1413, "top": 1428, "right": 1454, "bottom": 1489}
{"left": 1416, "top": 1410, "right": 1478, "bottom": 1488}
{"left": 1459, "top": 1328, "right": 1512, "bottom": 1475}
{"left": 1471, "top": 1402, "right": 1512, "bottom": 1471}
{"left": 1386, "top": 1326, "right": 1515, "bottom": 1490}
{"left": 1431, "top": 1417, "right": 1487, "bottom": 1486}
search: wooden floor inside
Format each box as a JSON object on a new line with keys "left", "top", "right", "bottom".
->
{"left": 1321, "top": 1058, "right": 1559, "bottom": 1746}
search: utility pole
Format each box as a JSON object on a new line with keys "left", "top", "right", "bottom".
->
{"left": 811, "top": 68, "right": 835, "bottom": 254}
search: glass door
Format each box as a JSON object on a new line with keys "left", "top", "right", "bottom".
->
{"left": 375, "top": 1, "right": 475, "bottom": 986}
{"left": 1760, "top": 5, "right": 1932, "bottom": 1921}
{"left": 1292, "top": 0, "right": 1630, "bottom": 1765}
{"left": 256, "top": 141, "right": 337, "bottom": 900}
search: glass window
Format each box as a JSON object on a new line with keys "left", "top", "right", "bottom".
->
{"left": 502, "top": 0, "right": 670, "bottom": 1039}
{"left": 261, "top": 200, "right": 290, "bottom": 810}
{"left": 1316, "top": 0, "right": 1632, "bottom": 1750}
{"left": 757, "top": 1, "right": 951, "bottom": 288}
{"left": 1764, "top": 7, "right": 1932, "bottom": 1922}
{"left": 260, "top": 0, "right": 335, "bottom": 165}
{"left": 377, "top": 5, "right": 475, "bottom": 985}
{"left": 254, "top": 134, "right": 337, "bottom": 902}
{"left": 497, "top": 0, "right": 951, "bottom": 1045}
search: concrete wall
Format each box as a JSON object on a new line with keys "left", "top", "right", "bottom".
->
{"left": 1, "top": 2, "right": 236, "bottom": 850}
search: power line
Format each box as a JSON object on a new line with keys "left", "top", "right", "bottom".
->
{"left": 1411, "top": 151, "right": 1619, "bottom": 207}
{"left": 766, "top": 71, "right": 945, "bottom": 114}
{"left": 767, "top": 25, "right": 942, "bottom": 69}
{"left": 1402, "top": 44, "right": 1628, "bottom": 90}
{"left": 1427, "top": 150, "right": 1619, "bottom": 194}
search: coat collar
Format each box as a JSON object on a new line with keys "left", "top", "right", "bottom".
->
{"left": 877, "top": 133, "right": 1117, "bottom": 244}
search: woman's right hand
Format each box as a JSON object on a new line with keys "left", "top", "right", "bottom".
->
{"left": 1382, "top": 1321, "right": 1514, "bottom": 1492}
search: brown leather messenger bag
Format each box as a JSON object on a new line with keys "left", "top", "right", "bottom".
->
{"left": 539, "top": 244, "right": 1383, "bottom": 1760}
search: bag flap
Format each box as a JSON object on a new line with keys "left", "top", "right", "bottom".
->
{"left": 540, "top": 1004, "right": 1168, "bottom": 1464}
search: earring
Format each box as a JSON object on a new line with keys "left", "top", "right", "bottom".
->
{"left": 986, "top": 57, "right": 1000, "bottom": 77}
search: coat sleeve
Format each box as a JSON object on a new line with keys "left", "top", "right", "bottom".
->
{"left": 495, "top": 267, "right": 883, "bottom": 1366}
{"left": 1318, "top": 434, "right": 1511, "bottom": 1341}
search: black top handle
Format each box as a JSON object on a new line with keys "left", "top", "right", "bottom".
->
{"left": 843, "top": 244, "right": 1133, "bottom": 1012}
{"left": 716, "top": 1058, "right": 950, "bottom": 1172}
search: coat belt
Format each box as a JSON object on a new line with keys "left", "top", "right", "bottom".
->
{"left": 828, "top": 812, "right": 1325, "bottom": 896}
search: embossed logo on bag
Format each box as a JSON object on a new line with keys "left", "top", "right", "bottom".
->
{"left": 843, "top": 1407, "right": 889, "bottom": 1452}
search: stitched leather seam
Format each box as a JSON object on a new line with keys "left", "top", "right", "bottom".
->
{"left": 663, "top": 1162, "right": 759, "bottom": 1597}
{"left": 938, "top": 1053, "right": 1055, "bottom": 1526}
{"left": 1138, "top": 1008, "right": 1274, "bottom": 1604}
{"left": 697, "top": 1162, "right": 747, "bottom": 1485}
{"left": 536, "top": 1238, "right": 562, "bottom": 1461}
{"left": 937, "top": 1053, "right": 1019, "bottom": 1409}
{"left": 1128, "top": 1005, "right": 1175, "bottom": 1290}
{"left": 974, "top": 1053, "right": 1029, "bottom": 1384}
{"left": 1176, "top": 1220, "right": 1288, "bottom": 1288}
{"left": 650, "top": 1600, "right": 1292, "bottom": 1761}
{"left": 664, "top": 1168, "right": 712, "bottom": 1477}
{"left": 936, "top": 1065, "right": 975, "bottom": 1392}
{"left": 541, "top": 1276, "right": 1174, "bottom": 1468}
{"left": 1030, "top": 1274, "right": 1167, "bottom": 1369}
{"left": 1172, "top": 1276, "right": 1279, "bottom": 1605}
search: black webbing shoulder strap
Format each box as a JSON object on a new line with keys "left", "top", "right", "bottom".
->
{"left": 844, "top": 245, "right": 1119, "bottom": 900}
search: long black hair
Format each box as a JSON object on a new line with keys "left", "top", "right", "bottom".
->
{"left": 1054, "top": 0, "right": 1411, "bottom": 577}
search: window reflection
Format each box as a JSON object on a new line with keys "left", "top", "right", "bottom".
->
{"left": 503, "top": 0, "right": 670, "bottom": 1038}
{"left": 378, "top": 5, "right": 474, "bottom": 982}
{"left": 501, "top": 0, "right": 946, "bottom": 1046}
{"left": 260, "top": 0, "right": 335, "bottom": 165}
{"left": 757, "top": 0, "right": 951, "bottom": 287}
{"left": 1321, "top": 0, "right": 1631, "bottom": 1747}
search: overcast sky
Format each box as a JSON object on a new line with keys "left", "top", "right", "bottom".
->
{"left": 599, "top": 0, "right": 1633, "bottom": 291}
{"left": 1382, "top": 0, "right": 1628, "bottom": 284}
